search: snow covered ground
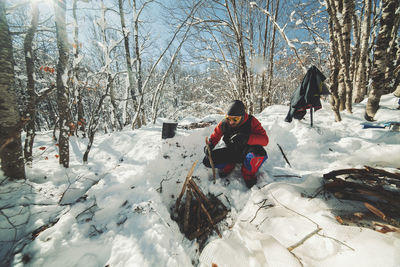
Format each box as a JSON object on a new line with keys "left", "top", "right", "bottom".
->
{"left": 1, "top": 94, "right": 400, "bottom": 267}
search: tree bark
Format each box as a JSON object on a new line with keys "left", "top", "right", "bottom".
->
{"left": 265, "top": 0, "right": 279, "bottom": 107}
{"left": 23, "top": 2, "right": 39, "bottom": 165}
{"left": 326, "top": 0, "right": 342, "bottom": 122}
{"left": 384, "top": 7, "right": 400, "bottom": 94}
{"left": 0, "top": 1, "right": 25, "bottom": 179}
{"left": 54, "top": 0, "right": 70, "bottom": 167}
{"left": 365, "top": 0, "right": 399, "bottom": 120}
{"left": 354, "top": 0, "right": 372, "bottom": 103}
{"left": 132, "top": 0, "right": 144, "bottom": 129}
{"left": 259, "top": 0, "right": 270, "bottom": 112}
{"left": 341, "top": 0, "right": 355, "bottom": 112}
{"left": 72, "top": 0, "right": 86, "bottom": 136}
{"left": 225, "top": 0, "right": 252, "bottom": 113}
{"left": 327, "top": 0, "right": 353, "bottom": 112}
{"left": 83, "top": 90, "right": 108, "bottom": 163}
{"left": 118, "top": 0, "right": 137, "bottom": 126}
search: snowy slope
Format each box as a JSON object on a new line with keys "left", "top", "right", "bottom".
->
{"left": 1, "top": 94, "right": 399, "bottom": 267}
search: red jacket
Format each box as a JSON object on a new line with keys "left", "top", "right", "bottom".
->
{"left": 209, "top": 113, "right": 269, "bottom": 147}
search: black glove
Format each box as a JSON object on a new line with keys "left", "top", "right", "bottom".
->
{"left": 229, "top": 133, "right": 249, "bottom": 146}
{"left": 204, "top": 142, "right": 215, "bottom": 155}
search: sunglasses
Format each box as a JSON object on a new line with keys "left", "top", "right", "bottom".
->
{"left": 225, "top": 115, "right": 242, "bottom": 123}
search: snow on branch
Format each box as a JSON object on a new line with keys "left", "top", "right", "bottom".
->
{"left": 250, "top": 2, "right": 307, "bottom": 73}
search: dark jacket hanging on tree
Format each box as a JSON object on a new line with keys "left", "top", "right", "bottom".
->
{"left": 285, "top": 66, "right": 329, "bottom": 122}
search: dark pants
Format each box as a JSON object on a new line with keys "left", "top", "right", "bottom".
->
{"left": 203, "top": 145, "right": 267, "bottom": 169}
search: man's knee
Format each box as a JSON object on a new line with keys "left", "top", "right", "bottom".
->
{"left": 202, "top": 156, "right": 211, "bottom": 168}
{"left": 245, "top": 145, "right": 267, "bottom": 157}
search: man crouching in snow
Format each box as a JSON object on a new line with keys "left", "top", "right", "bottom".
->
{"left": 203, "top": 100, "right": 269, "bottom": 188}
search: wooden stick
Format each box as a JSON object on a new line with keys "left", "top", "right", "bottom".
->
{"left": 189, "top": 179, "right": 214, "bottom": 209}
{"left": 184, "top": 187, "right": 192, "bottom": 233}
{"left": 288, "top": 227, "right": 321, "bottom": 251}
{"left": 364, "top": 202, "right": 386, "bottom": 220}
{"left": 277, "top": 143, "right": 292, "bottom": 167}
{"left": 196, "top": 200, "right": 201, "bottom": 235}
{"left": 364, "top": 165, "right": 400, "bottom": 180}
{"left": 206, "top": 137, "right": 216, "bottom": 184}
{"left": 175, "top": 160, "right": 198, "bottom": 213}
{"left": 191, "top": 186, "right": 222, "bottom": 238}
{"left": 188, "top": 210, "right": 228, "bottom": 240}
{"left": 373, "top": 221, "right": 400, "bottom": 233}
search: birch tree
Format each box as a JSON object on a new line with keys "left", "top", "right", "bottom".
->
{"left": 365, "top": 0, "right": 400, "bottom": 120}
{"left": 132, "top": 0, "right": 148, "bottom": 129}
{"left": 72, "top": 0, "right": 86, "bottom": 135}
{"left": 264, "top": 0, "right": 279, "bottom": 107}
{"left": 118, "top": 0, "right": 136, "bottom": 126}
{"left": 0, "top": 1, "right": 25, "bottom": 179}
{"left": 54, "top": 0, "right": 70, "bottom": 167}
{"left": 354, "top": 0, "right": 372, "bottom": 103}
{"left": 326, "top": 2, "right": 342, "bottom": 122}
{"left": 325, "top": 0, "right": 355, "bottom": 113}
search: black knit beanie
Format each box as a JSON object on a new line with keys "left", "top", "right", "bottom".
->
{"left": 227, "top": 100, "right": 245, "bottom": 116}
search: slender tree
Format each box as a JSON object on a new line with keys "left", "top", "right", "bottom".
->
{"left": 326, "top": 0, "right": 342, "bottom": 122}
{"left": 23, "top": 2, "right": 39, "bottom": 165}
{"left": 132, "top": 0, "right": 146, "bottom": 129}
{"left": 0, "top": 1, "right": 25, "bottom": 179}
{"left": 264, "top": 0, "right": 279, "bottom": 106}
{"left": 54, "top": 0, "right": 70, "bottom": 167}
{"left": 354, "top": 0, "right": 372, "bottom": 103}
{"left": 259, "top": 0, "right": 270, "bottom": 112}
{"left": 72, "top": 0, "right": 86, "bottom": 136}
{"left": 118, "top": 0, "right": 137, "bottom": 126}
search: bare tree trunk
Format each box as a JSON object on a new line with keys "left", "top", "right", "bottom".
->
{"left": 118, "top": 0, "right": 137, "bottom": 126}
{"left": 54, "top": 0, "right": 70, "bottom": 168}
{"left": 328, "top": 0, "right": 352, "bottom": 112}
{"left": 109, "top": 73, "right": 123, "bottom": 130}
{"left": 0, "top": 1, "right": 25, "bottom": 179}
{"left": 326, "top": 0, "right": 342, "bottom": 122}
{"left": 392, "top": 37, "right": 400, "bottom": 93}
{"left": 350, "top": 11, "right": 361, "bottom": 89}
{"left": 23, "top": 2, "right": 39, "bottom": 166}
{"left": 354, "top": 0, "right": 372, "bottom": 103}
{"left": 342, "top": 0, "right": 355, "bottom": 112}
{"left": 259, "top": 0, "right": 270, "bottom": 112}
{"left": 384, "top": 8, "right": 400, "bottom": 94}
{"left": 83, "top": 88, "right": 109, "bottom": 163}
{"left": 132, "top": 0, "right": 144, "bottom": 129}
{"left": 265, "top": 0, "right": 279, "bottom": 106}
{"left": 72, "top": 0, "right": 86, "bottom": 136}
{"left": 225, "top": 0, "right": 252, "bottom": 112}
{"left": 365, "top": 0, "right": 399, "bottom": 120}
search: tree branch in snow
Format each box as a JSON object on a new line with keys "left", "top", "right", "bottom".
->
{"left": 270, "top": 192, "right": 355, "bottom": 253}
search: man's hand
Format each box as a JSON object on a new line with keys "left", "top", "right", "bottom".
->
{"left": 229, "top": 133, "right": 249, "bottom": 146}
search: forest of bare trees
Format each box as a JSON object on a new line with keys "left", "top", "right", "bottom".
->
{"left": 0, "top": 0, "right": 399, "bottom": 178}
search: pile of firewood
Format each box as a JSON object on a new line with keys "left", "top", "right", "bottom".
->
{"left": 171, "top": 161, "right": 228, "bottom": 247}
{"left": 323, "top": 166, "right": 400, "bottom": 231}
